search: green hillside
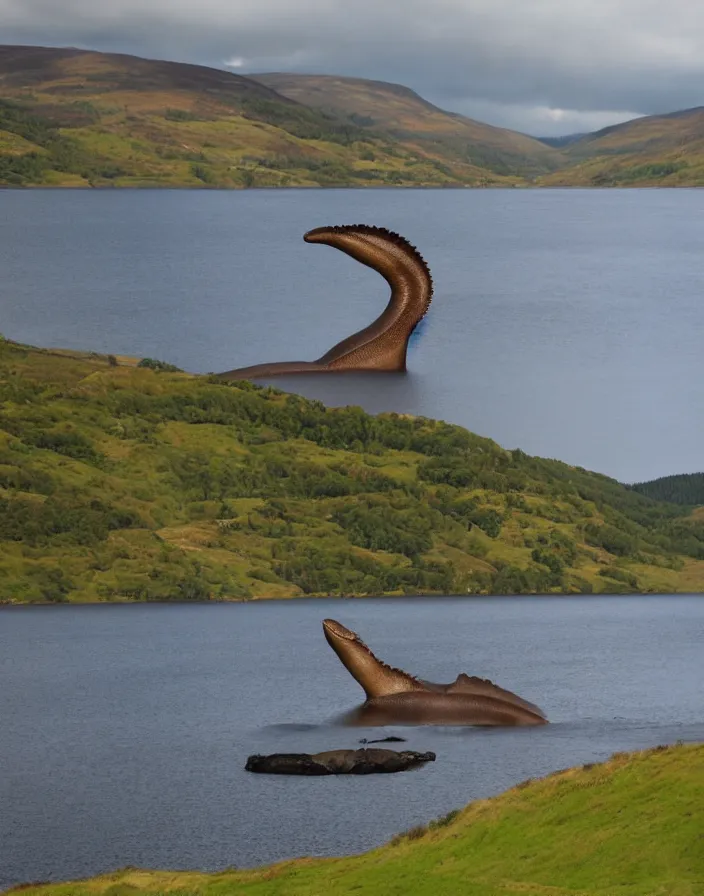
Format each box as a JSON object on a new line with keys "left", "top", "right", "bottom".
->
{"left": 631, "top": 472, "right": 704, "bottom": 506}
{"left": 0, "top": 45, "right": 526, "bottom": 188}
{"left": 7, "top": 742, "right": 704, "bottom": 896}
{"left": 539, "top": 106, "right": 704, "bottom": 186}
{"left": 1, "top": 336, "right": 704, "bottom": 603}
{"left": 4, "top": 46, "right": 704, "bottom": 188}
{"left": 250, "top": 72, "right": 564, "bottom": 176}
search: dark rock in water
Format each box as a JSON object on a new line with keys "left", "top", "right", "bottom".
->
{"left": 359, "top": 736, "right": 407, "bottom": 744}
{"left": 245, "top": 753, "right": 330, "bottom": 775}
{"left": 245, "top": 748, "right": 435, "bottom": 775}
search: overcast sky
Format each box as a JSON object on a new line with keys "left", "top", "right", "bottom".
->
{"left": 2, "top": 0, "right": 703, "bottom": 136}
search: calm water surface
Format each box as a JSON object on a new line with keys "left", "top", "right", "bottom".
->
{"left": 1, "top": 188, "right": 703, "bottom": 482}
{"left": 1, "top": 597, "right": 703, "bottom": 889}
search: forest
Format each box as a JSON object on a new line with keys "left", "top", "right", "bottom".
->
{"left": 630, "top": 472, "right": 704, "bottom": 506}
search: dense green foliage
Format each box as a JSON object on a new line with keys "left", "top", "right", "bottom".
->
{"left": 237, "top": 96, "right": 371, "bottom": 146}
{"left": 630, "top": 471, "right": 704, "bottom": 506}
{"left": 1, "top": 339, "right": 703, "bottom": 602}
{"left": 16, "top": 743, "right": 704, "bottom": 896}
{"left": 0, "top": 99, "right": 125, "bottom": 185}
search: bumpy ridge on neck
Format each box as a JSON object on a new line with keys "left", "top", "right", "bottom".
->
{"left": 306, "top": 223, "right": 433, "bottom": 320}
{"left": 342, "top": 624, "right": 424, "bottom": 687}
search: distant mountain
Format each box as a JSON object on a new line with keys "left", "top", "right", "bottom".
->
{"left": 630, "top": 473, "right": 704, "bottom": 506}
{"left": 3, "top": 46, "right": 703, "bottom": 189}
{"left": 539, "top": 107, "right": 704, "bottom": 186}
{"left": 536, "top": 133, "right": 587, "bottom": 148}
{"left": 0, "top": 45, "right": 540, "bottom": 188}
{"left": 250, "top": 73, "right": 565, "bottom": 177}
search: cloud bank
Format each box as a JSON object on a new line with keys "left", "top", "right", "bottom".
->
{"left": 2, "top": 0, "right": 703, "bottom": 135}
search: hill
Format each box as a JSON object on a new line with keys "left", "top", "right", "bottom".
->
{"left": 5, "top": 46, "right": 704, "bottom": 188}
{"left": 251, "top": 72, "right": 564, "bottom": 176}
{"left": 0, "top": 45, "right": 529, "bottom": 188}
{"left": 630, "top": 472, "right": 704, "bottom": 506}
{"left": 537, "top": 132, "right": 587, "bottom": 148}
{"left": 1, "top": 336, "right": 704, "bottom": 603}
{"left": 539, "top": 106, "right": 704, "bottom": 186}
{"left": 7, "top": 742, "right": 703, "bottom": 896}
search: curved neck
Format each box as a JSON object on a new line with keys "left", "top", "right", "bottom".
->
{"left": 324, "top": 626, "right": 424, "bottom": 699}
{"left": 305, "top": 225, "right": 433, "bottom": 371}
{"left": 216, "top": 224, "right": 433, "bottom": 380}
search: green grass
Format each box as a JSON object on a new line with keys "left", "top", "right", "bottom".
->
{"left": 1, "top": 337, "right": 703, "bottom": 603}
{"left": 7, "top": 742, "right": 704, "bottom": 895}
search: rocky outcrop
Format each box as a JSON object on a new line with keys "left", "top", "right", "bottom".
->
{"left": 245, "top": 748, "right": 435, "bottom": 775}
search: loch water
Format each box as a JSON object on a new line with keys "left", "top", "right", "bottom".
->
{"left": 1, "top": 187, "right": 703, "bottom": 482}
{"left": 1, "top": 596, "right": 703, "bottom": 890}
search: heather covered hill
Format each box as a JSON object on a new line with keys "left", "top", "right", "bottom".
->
{"left": 539, "top": 106, "right": 704, "bottom": 186}
{"left": 1, "top": 336, "right": 703, "bottom": 603}
{"left": 0, "top": 45, "right": 526, "bottom": 187}
{"left": 4, "top": 45, "right": 704, "bottom": 188}
{"left": 251, "top": 72, "right": 565, "bottom": 176}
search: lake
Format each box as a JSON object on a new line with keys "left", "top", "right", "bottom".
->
{"left": 1, "top": 596, "right": 703, "bottom": 890}
{"left": 1, "top": 188, "right": 702, "bottom": 483}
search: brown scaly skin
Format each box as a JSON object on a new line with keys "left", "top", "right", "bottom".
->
{"left": 323, "top": 619, "right": 548, "bottom": 727}
{"left": 216, "top": 225, "right": 432, "bottom": 380}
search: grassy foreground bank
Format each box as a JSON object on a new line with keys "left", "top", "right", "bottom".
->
{"left": 1, "top": 338, "right": 704, "bottom": 602}
{"left": 7, "top": 742, "right": 703, "bottom": 896}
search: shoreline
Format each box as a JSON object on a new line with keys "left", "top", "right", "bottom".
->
{"left": 2, "top": 183, "right": 703, "bottom": 191}
{"left": 3, "top": 741, "right": 702, "bottom": 896}
{"left": 1, "top": 589, "right": 699, "bottom": 608}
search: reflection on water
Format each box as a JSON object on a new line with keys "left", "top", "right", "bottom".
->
{"left": 254, "top": 370, "right": 424, "bottom": 420}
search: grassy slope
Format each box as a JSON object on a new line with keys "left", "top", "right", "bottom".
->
{"left": 8, "top": 742, "right": 704, "bottom": 896}
{"left": 1, "top": 338, "right": 704, "bottom": 603}
{"left": 539, "top": 106, "right": 704, "bottom": 186}
{"left": 0, "top": 45, "right": 527, "bottom": 188}
{"left": 251, "top": 72, "right": 564, "bottom": 177}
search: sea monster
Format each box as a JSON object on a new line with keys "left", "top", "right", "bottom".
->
{"left": 217, "top": 224, "right": 432, "bottom": 379}
{"left": 323, "top": 618, "right": 548, "bottom": 727}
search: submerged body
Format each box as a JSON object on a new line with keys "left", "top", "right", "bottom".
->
{"left": 217, "top": 225, "right": 432, "bottom": 380}
{"left": 322, "top": 618, "right": 547, "bottom": 727}
{"left": 343, "top": 692, "right": 546, "bottom": 727}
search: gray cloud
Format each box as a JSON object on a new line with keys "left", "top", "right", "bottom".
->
{"left": 2, "top": 0, "right": 703, "bottom": 135}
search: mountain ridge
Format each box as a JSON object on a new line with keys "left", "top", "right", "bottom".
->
{"left": 2, "top": 45, "right": 704, "bottom": 186}
{"left": 0, "top": 44, "right": 540, "bottom": 187}
{"left": 250, "top": 71, "right": 564, "bottom": 175}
